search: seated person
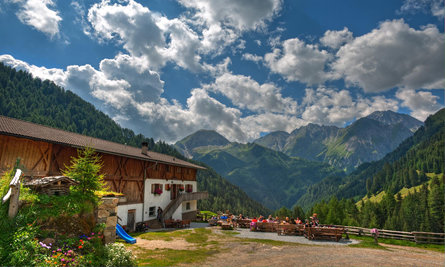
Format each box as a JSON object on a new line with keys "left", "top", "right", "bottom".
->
{"left": 267, "top": 215, "right": 274, "bottom": 222}
{"left": 251, "top": 217, "right": 258, "bottom": 223}
{"left": 295, "top": 217, "right": 302, "bottom": 224}
{"left": 289, "top": 218, "right": 296, "bottom": 224}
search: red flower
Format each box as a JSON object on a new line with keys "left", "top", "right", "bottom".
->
{"left": 78, "top": 245, "right": 83, "bottom": 249}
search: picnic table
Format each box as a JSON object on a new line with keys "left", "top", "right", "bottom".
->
{"left": 277, "top": 224, "right": 304, "bottom": 236}
{"left": 236, "top": 219, "right": 251, "bottom": 228}
{"left": 164, "top": 219, "right": 190, "bottom": 228}
{"left": 256, "top": 222, "right": 278, "bottom": 232}
{"left": 304, "top": 226, "right": 344, "bottom": 241}
{"left": 221, "top": 222, "right": 235, "bottom": 230}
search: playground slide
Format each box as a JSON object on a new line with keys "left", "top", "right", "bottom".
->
{"left": 116, "top": 224, "right": 137, "bottom": 244}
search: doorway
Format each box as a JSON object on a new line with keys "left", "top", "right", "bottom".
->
{"left": 171, "top": 184, "right": 179, "bottom": 200}
{"left": 127, "top": 209, "right": 136, "bottom": 231}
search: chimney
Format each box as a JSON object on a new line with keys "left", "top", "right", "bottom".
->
{"left": 141, "top": 142, "right": 148, "bottom": 155}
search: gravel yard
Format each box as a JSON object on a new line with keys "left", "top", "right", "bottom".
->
{"left": 223, "top": 227, "right": 359, "bottom": 246}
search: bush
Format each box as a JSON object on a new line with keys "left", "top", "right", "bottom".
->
{"left": 104, "top": 243, "right": 136, "bottom": 267}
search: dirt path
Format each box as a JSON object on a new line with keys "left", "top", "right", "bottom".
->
{"left": 204, "top": 241, "right": 444, "bottom": 266}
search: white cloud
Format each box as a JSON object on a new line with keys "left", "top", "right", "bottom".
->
{"left": 399, "top": 0, "right": 444, "bottom": 18}
{"left": 205, "top": 72, "right": 297, "bottom": 114}
{"left": 177, "top": 0, "right": 282, "bottom": 31}
{"left": 13, "top": 0, "right": 62, "bottom": 38}
{"left": 71, "top": 1, "right": 92, "bottom": 36}
{"left": 264, "top": 37, "right": 332, "bottom": 84}
{"left": 320, "top": 27, "right": 353, "bottom": 49}
{"left": 301, "top": 87, "right": 399, "bottom": 126}
{"left": 396, "top": 89, "right": 442, "bottom": 121}
{"left": 88, "top": 0, "right": 166, "bottom": 68}
{"left": 333, "top": 19, "right": 445, "bottom": 92}
{"left": 241, "top": 53, "right": 262, "bottom": 63}
{"left": 240, "top": 113, "right": 306, "bottom": 140}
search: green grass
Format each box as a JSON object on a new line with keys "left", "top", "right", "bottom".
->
{"left": 185, "top": 228, "right": 211, "bottom": 244}
{"left": 134, "top": 229, "right": 191, "bottom": 241}
{"left": 136, "top": 248, "right": 220, "bottom": 266}
{"left": 349, "top": 235, "right": 445, "bottom": 253}
{"left": 220, "top": 230, "right": 240, "bottom": 236}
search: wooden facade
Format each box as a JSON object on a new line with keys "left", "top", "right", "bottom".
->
{"left": 0, "top": 134, "right": 198, "bottom": 204}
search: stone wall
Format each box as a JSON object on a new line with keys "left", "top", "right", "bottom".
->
{"left": 182, "top": 210, "right": 197, "bottom": 221}
{"left": 96, "top": 197, "right": 118, "bottom": 244}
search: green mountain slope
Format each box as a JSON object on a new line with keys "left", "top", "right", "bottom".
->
{"left": 254, "top": 111, "right": 423, "bottom": 172}
{"left": 0, "top": 63, "right": 269, "bottom": 216}
{"left": 299, "top": 108, "right": 445, "bottom": 209}
{"left": 174, "top": 130, "right": 230, "bottom": 158}
{"left": 191, "top": 142, "right": 343, "bottom": 210}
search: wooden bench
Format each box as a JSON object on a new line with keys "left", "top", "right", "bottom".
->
{"left": 181, "top": 219, "right": 191, "bottom": 228}
{"left": 164, "top": 219, "right": 178, "bottom": 228}
{"left": 305, "top": 227, "right": 344, "bottom": 241}
{"left": 221, "top": 223, "right": 235, "bottom": 230}
{"left": 277, "top": 224, "right": 304, "bottom": 236}
{"left": 256, "top": 222, "right": 278, "bottom": 232}
{"left": 236, "top": 219, "right": 251, "bottom": 228}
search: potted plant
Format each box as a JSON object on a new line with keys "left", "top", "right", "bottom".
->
{"left": 165, "top": 184, "right": 171, "bottom": 191}
{"left": 154, "top": 187, "right": 163, "bottom": 195}
{"left": 179, "top": 185, "right": 184, "bottom": 192}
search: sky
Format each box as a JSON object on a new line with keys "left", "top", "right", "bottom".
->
{"left": 0, "top": 0, "right": 444, "bottom": 143}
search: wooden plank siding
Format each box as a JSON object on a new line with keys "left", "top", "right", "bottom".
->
{"left": 0, "top": 134, "right": 198, "bottom": 204}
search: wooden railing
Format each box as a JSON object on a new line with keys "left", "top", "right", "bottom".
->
{"left": 331, "top": 225, "right": 444, "bottom": 245}
{"left": 163, "top": 191, "right": 209, "bottom": 220}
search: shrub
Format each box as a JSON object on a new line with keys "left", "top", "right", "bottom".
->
{"left": 104, "top": 243, "right": 136, "bottom": 267}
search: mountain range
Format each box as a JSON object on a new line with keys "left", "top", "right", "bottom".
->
{"left": 254, "top": 111, "right": 422, "bottom": 172}
{"left": 174, "top": 110, "right": 424, "bottom": 209}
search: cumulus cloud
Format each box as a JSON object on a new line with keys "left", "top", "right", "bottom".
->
{"left": 396, "top": 89, "right": 443, "bottom": 121}
{"left": 320, "top": 27, "right": 353, "bottom": 49}
{"left": 264, "top": 37, "right": 332, "bottom": 84}
{"left": 301, "top": 87, "right": 399, "bottom": 126}
{"left": 333, "top": 19, "right": 445, "bottom": 92}
{"left": 399, "top": 0, "right": 444, "bottom": 18}
{"left": 205, "top": 72, "right": 297, "bottom": 114}
{"left": 242, "top": 53, "right": 263, "bottom": 63}
{"left": 87, "top": 0, "right": 166, "bottom": 68}
{"left": 12, "top": 0, "right": 62, "bottom": 38}
{"left": 240, "top": 113, "right": 306, "bottom": 140}
{"left": 177, "top": 0, "right": 282, "bottom": 31}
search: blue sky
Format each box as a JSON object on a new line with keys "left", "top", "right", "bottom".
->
{"left": 0, "top": 0, "right": 443, "bottom": 142}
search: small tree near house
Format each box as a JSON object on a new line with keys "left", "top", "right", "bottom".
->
{"left": 63, "top": 147, "right": 107, "bottom": 206}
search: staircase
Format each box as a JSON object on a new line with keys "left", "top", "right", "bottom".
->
{"left": 162, "top": 191, "right": 209, "bottom": 220}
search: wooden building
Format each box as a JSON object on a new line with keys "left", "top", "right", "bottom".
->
{"left": 24, "top": 176, "right": 78, "bottom": 196}
{"left": 0, "top": 116, "right": 207, "bottom": 230}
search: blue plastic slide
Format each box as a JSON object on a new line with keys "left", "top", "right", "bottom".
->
{"left": 116, "top": 224, "right": 137, "bottom": 244}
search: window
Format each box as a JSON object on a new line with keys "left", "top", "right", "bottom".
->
{"left": 166, "top": 165, "right": 170, "bottom": 172}
{"left": 186, "top": 202, "right": 191, "bottom": 210}
{"left": 151, "top": 183, "right": 163, "bottom": 195}
{"left": 185, "top": 184, "right": 193, "bottom": 193}
{"left": 149, "top": 206, "right": 155, "bottom": 216}
{"left": 176, "top": 167, "right": 181, "bottom": 173}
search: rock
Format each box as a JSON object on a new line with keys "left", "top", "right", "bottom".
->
{"left": 106, "top": 216, "right": 117, "bottom": 228}
{"left": 97, "top": 209, "right": 109, "bottom": 218}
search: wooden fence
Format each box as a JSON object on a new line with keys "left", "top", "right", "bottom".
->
{"left": 331, "top": 225, "right": 444, "bottom": 245}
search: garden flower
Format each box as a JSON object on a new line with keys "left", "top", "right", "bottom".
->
{"left": 78, "top": 245, "right": 82, "bottom": 249}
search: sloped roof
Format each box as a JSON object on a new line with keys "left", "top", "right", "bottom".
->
{"left": 0, "top": 116, "right": 205, "bottom": 170}
{"left": 24, "top": 176, "right": 79, "bottom": 187}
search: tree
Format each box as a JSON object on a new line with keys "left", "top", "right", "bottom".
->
{"left": 63, "top": 147, "right": 106, "bottom": 202}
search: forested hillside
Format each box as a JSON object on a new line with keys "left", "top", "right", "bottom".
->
{"left": 298, "top": 108, "right": 444, "bottom": 209}
{"left": 302, "top": 109, "right": 445, "bottom": 232}
{"left": 0, "top": 63, "right": 270, "bottom": 216}
{"left": 191, "top": 141, "right": 343, "bottom": 210}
